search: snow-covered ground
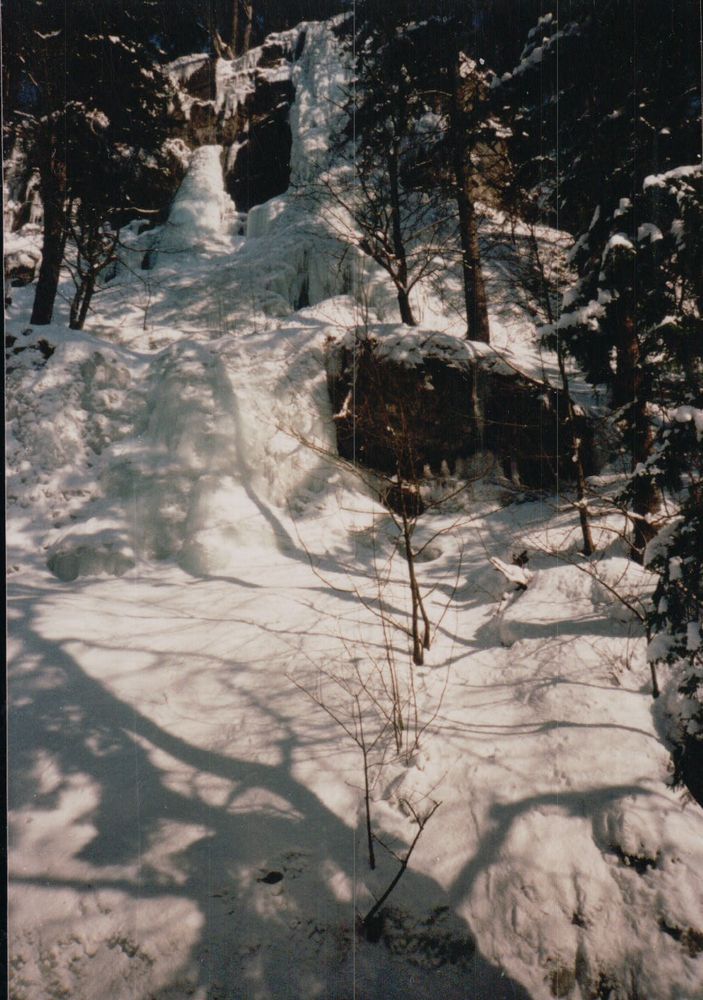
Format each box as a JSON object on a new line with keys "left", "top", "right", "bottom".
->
{"left": 7, "top": 20, "right": 703, "bottom": 1000}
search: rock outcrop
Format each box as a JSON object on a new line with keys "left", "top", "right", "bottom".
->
{"left": 327, "top": 330, "right": 597, "bottom": 493}
{"left": 168, "top": 28, "right": 308, "bottom": 212}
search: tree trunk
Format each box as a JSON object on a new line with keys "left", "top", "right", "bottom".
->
{"left": 242, "top": 2, "right": 254, "bottom": 53}
{"left": 397, "top": 288, "right": 416, "bottom": 327}
{"left": 613, "top": 340, "right": 632, "bottom": 410}
{"left": 231, "top": 0, "right": 240, "bottom": 54}
{"left": 630, "top": 407, "right": 659, "bottom": 561}
{"left": 450, "top": 63, "right": 490, "bottom": 344}
{"left": 557, "top": 343, "right": 595, "bottom": 556}
{"left": 76, "top": 271, "right": 96, "bottom": 329}
{"left": 620, "top": 314, "right": 659, "bottom": 560}
{"left": 69, "top": 283, "right": 84, "bottom": 330}
{"left": 31, "top": 162, "right": 66, "bottom": 326}
{"left": 400, "top": 500, "right": 430, "bottom": 665}
{"left": 457, "top": 193, "right": 490, "bottom": 343}
{"left": 213, "top": 29, "right": 233, "bottom": 60}
{"left": 536, "top": 222, "right": 594, "bottom": 557}
{"left": 388, "top": 139, "right": 416, "bottom": 326}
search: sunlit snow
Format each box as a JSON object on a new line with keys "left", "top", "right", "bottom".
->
{"left": 6, "top": 18, "right": 703, "bottom": 1000}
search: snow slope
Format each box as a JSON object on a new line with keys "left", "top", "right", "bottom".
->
{"left": 7, "top": 19, "right": 703, "bottom": 1000}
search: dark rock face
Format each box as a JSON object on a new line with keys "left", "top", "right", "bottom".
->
{"left": 227, "top": 116, "right": 293, "bottom": 211}
{"left": 184, "top": 59, "right": 217, "bottom": 102}
{"left": 327, "top": 336, "right": 597, "bottom": 491}
{"left": 328, "top": 338, "right": 478, "bottom": 477}
{"left": 674, "top": 738, "right": 703, "bottom": 811}
{"left": 225, "top": 76, "right": 295, "bottom": 211}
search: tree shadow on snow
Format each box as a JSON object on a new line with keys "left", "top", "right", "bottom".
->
{"left": 8, "top": 583, "right": 532, "bottom": 1000}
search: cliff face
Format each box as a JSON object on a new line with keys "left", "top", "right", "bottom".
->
{"left": 168, "top": 26, "right": 309, "bottom": 212}
{"left": 4, "top": 25, "right": 313, "bottom": 287}
{"left": 5, "top": 25, "right": 310, "bottom": 230}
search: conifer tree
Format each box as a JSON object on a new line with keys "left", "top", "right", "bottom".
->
{"left": 337, "top": 2, "right": 447, "bottom": 326}
{"left": 502, "top": 0, "right": 702, "bottom": 558}
{"left": 645, "top": 413, "right": 703, "bottom": 804}
{"left": 3, "top": 0, "right": 172, "bottom": 325}
{"left": 349, "top": 1, "right": 510, "bottom": 341}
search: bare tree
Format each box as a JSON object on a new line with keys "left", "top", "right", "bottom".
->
{"left": 66, "top": 202, "right": 120, "bottom": 330}
{"left": 317, "top": 158, "right": 451, "bottom": 329}
{"left": 291, "top": 665, "right": 388, "bottom": 870}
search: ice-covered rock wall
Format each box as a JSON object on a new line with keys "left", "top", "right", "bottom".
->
{"left": 289, "top": 20, "right": 349, "bottom": 186}
{"left": 3, "top": 148, "right": 43, "bottom": 289}
{"left": 168, "top": 25, "right": 314, "bottom": 212}
{"left": 155, "top": 19, "right": 383, "bottom": 321}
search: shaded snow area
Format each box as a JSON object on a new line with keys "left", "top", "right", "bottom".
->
{"left": 6, "top": 21, "right": 703, "bottom": 1000}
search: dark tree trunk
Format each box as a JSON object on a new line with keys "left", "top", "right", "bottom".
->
{"left": 31, "top": 162, "right": 66, "bottom": 326}
{"left": 457, "top": 191, "right": 490, "bottom": 343}
{"left": 213, "top": 29, "right": 233, "bottom": 59}
{"left": 69, "top": 285, "right": 83, "bottom": 330}
{"left": 630, "top": 405, "right": 659, "bottom": 561}
{"left": 231, "top": 0, "right": 240, "bottom": 54}
{"left": 534, "top": 222, "right": 594, "bottom": 556}
{"left": 557, "top": 343, "right": 595, "bottom": 556}
{"left": 613, "top": 339, "right": 633, "bottom": 410}
{"left": 72, "top": 272, "right": 96, "bottom": 330}
{"left": 450, "top": 63, "right": 490, "bottom": 344}
{"left": 242, "top": 2, "right": 254, "bottom": 53}
{"left": 400, "top": 496, "right": 429, "bottom": 666}
{"left": 618, "top": 314, "right": 659, "bottom": 560}
{"left": 397, "top": 288, "right": 416, "bottom": 327}
{"left": 388, "top": 139, "right": 416, "bottom": 326}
